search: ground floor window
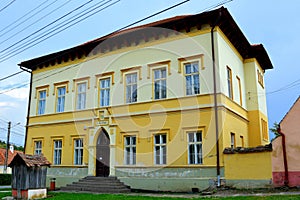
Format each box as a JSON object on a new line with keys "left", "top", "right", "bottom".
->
{"left": 34, "top": 141, "right": 42, "bottom": 155}
{"left": 154, "top": 134, "right": 167, "bottom": 165}
{"left": 124, "top": 136, "right": 136, "bottom": 165}
{"left": 188, "top": 131, "right": 203, "bottom": 164}
{"left": 53, "top": 140, "right": 62, "bottom": 165}
{"left": 74, "top": 138, "right": 83, "bottom": 165}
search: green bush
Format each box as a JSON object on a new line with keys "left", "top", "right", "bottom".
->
{"left": 0, "top": 174, "right": 11, "bottom": 185}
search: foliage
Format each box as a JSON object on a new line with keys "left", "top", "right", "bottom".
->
{"left": 269, "top": 122, "right": 281, "bottom": 140}
{"left": 0, "top": 140, "right": 24, "bottom": 151}
{"left": 0, "top": 174, "right": 11, "bottom": 185}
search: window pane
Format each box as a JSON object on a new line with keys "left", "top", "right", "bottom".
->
{"left": 192, "top": 62, "right": 199, "bottom": 73}
{"left": 185, "top": 64, "right": 191, "bottom": 74}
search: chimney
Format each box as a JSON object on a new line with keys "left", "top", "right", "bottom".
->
{"left": 10, "top": 145, "right": 14, "bottom": 153}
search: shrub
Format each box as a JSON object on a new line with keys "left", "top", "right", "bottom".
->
{"left": 0, "top": 174, "right": 11, "bottom": 185}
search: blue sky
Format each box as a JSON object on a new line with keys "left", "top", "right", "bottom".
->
{"left": 0, "top": 0, "right": 299, "bottom": 146}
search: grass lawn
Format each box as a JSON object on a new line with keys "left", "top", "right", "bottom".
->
{"left": 1, "top": 191, "right": 300, "bottom": 199}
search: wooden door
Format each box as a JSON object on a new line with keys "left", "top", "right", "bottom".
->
{"left": 96, "top": 129, "right": 110, "bottom": 177}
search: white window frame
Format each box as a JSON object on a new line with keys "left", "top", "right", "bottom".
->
{"left": 38, "top": 90, "right": 46, "bottom": 115}
{"left": 56, "top": 87, "right": 66, "bottom": 112}
{"left": 76, "top": 82, "right": 86, "bottom": 110}
{"left": 153, "top": 68, "right": 167, "bottom": 100}
{"left": 154, "top": 134, "right": 167, "bottom": 165}
{"left": 74, "top": 138, "right": 83, "bottom": 165}
{"left": 184, "top": 62, "right": 200, "bottom": 96}
{"left": 125, "top": 73, "right": 137, "bottom": 103}
{"left": 227, "top": 66, "right": 233, "bottom": 99}
{"left": 188, "top": 131, "right": 203, "bottom": 165}
{"left": 34, "top": 141, "right": 42, "bottom": 155}
{"left": 53, "top": 140, "right": 62, "bottom": 165}
{"left": 124, "top": 136, "right": 136, "bottom": 165}
{"left": 230, "top": 132, "right": 235, "bottom": 148}
{"left": 100, "top": 78, "right": 110, "bottom": 107}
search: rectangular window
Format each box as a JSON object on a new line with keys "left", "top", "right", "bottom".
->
{"left": 154, "top": 134, "right": 167, "bottom": 165}
{"left": 76, "top": 83, "right": 86, "bottom": 110}
{"left": 125, "top": 73, "right": 137, "bottom": 103}
{"left": 185, "top": 62, "right": 200, "bottom": 95}
{"left": 56, "top": 87, "right": 66, "bottom": 112}
{"left": 100, "top": 78, "right": 110, "bottom": 107}
{"left": 53, "top": 140, "right": 62, "bottom": 165}
{"left": 188, "top": 131, "right": 203, "bottom": 164}
{"left": 38, "top": 90, "right": 46, "bottom": 115}
{"left": 230, "top": 133, "right": 235, "bottom": 148}
{"left": 257, "top": 69, "right": 264, "bottom": 87}
{"left": 74, "top": 138, "right": 83, "bottom": 165}
{"left": 124, "top": 136, "right": 136, "bottom": 165}
{"left": 236, "top": 76, "right": 242, "bottom": 106}
{"left": 261, "top": 119, "right": 269, "bottom": 141}
{"left": 240, "top": 136, "right": 244, "bottom": 147}
{"left": 34, "top": 141, "right": 42, "bottom": 155}
{"left": 154, "top": 68, "right": 167, "bottom": 99}
{"left": 227, "top": 66, "right": 233, "bottom": 99}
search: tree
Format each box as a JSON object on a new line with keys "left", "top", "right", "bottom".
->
{"left": 270, "top": 122, "right": 281, "bottom": 140}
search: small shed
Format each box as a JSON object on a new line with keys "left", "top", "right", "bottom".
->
{"left": 8, "top": 153, "right": 51, "bottom": 199}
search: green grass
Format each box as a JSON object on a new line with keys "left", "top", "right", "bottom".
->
{"left": 1, "top": 191, "right": 300, "bottom": 200}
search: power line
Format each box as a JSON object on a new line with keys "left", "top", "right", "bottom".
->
{"left": 0, "top": 70, "right": 23, "bottom": 82}
{"left": 0, "top": 0, "right": 49, "bottom": 34}
{"left": 0, "top": 0, "right": 74, "bottom": 47}
{"left": 0, "top": 0, "right": 16, "bottom": 13}
{"left": 0, "top": 0, "right": 60, "bottom": 39}
{"left": 0, "top": 0, "right": 191, "bottom": 93}
{"left": 0, "top": 0, "right": 121, "bottom": 63}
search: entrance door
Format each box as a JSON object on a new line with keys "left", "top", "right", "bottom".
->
{"left": 96, "top": 129, "right": 110, "bottom": 177}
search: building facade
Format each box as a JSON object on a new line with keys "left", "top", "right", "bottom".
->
{"left": 272, "top": 96, "right": 300, "bottom": 187}
{"left": 19, "top": 7, "right": 273, "bottom": 191}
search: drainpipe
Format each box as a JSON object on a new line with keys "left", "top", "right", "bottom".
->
{"left": 211, "top": 10, "right": 222, "bottom": 187}
{"left": 277, "top": 126, "right": 289, "bottom": 186}
{"left": 19, "top": 66, "right": 32, "bottom": 153}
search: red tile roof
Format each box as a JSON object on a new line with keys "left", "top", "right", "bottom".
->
{"left": 0, "top": 148, "right": 21, "bottom": 165}
{"left": 8, "top": 153, "right": 51, "bottom": 167}
{"left": 19, "top": 7, "right": 273, "bottom": 71}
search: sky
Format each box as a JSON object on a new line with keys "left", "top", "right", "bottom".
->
{"left": 0, "top": 0, "right": 299, "bottom": 146}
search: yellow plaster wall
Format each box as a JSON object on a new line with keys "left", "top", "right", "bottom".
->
{"left": 224, "top": 152, "right": 272, "bottom": 180}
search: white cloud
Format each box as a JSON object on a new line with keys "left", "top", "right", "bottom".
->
{"left": 0, "top": 102, "right": 18, "bottom": 108}
{"left": 1, "top": 87, "right": 29, "bottom": 100}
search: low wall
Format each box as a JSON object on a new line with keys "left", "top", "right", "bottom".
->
{"left": 224, "top": 150, "right": 272, "bottom": 188}
{"left": 116, "top": 166, "right": 224, "bottom": 192}
{"left": 46, "top": 167, "right": 88, "bottom": 188}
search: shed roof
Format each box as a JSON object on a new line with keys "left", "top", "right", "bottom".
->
{"left": 8, "top": 153, "right": 51, "bottom": 167}
{"left": 19, "top": 7, "right": 273, "bottom": 71}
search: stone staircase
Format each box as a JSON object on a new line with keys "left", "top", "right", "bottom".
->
{"left": 60, "top": 176, "right": 131, "bottom": 193}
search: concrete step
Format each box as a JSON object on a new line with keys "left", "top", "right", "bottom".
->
{"left": 60, "top": 176, "right": 131, "bottom": 193}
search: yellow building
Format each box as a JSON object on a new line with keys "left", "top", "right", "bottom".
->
{"left": 19, "top": 7, "right": 273, "bottom": 191}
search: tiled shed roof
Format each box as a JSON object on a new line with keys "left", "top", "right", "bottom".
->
{"left": 8, "top": 153, "right": 51, "bottom": 167}
{"left": 223, "top": 144, "right": 272, "bottom": 154}
{"left": 0, "top": 148, "right": 19, "bottom": 165}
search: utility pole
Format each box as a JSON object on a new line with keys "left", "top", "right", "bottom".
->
{"left": 4, "top": 121, "right": 11, "bottom": 174}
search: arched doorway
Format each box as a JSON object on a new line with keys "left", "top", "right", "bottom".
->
{"left": 96, "top": 128, "right": 110, "bottom": 177}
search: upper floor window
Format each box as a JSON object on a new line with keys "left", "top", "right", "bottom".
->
{"left": 124, "top": 136, "right": 136, "bottom": 165}
{"left": 188, "top": 131, "right": 203, "bottom": 165}
{"left": 38, "top": 90, "right": 46, "bottom": 115}
{"left": 53, "top": 140, "right": 62, "bottom": 165}
{"left": 76, "top": 82, "right": 86, "bottom": 110}
{"left": 257, "top": 69, "right": 264, "bottom": 88}
{"left": 154, "top": 134, "right": 167, "bottom": 165}
{"left": 227, "top": 66, "right": 233, "bottom": 99}
{"left": 34, "top": 141, "right": 42, "bottom": 155}
{"left": 74, "top": 138, "right": 83, "bottom": 165}
{"left": 125, "top": 73, "right": 137, "bottom": 103}
{"left": 230, "top": 132, "right": 236, "bottom": 148}
{"left": 236, "top": 76, "right": 242, "bottom": 106}
{"left": 154, "top": 68, "right": 167, "bottom": 99}
{"left": 100, "top": 78, "right": 110, "bottom": 107}
{"left": 185, "top": 62, "right": 200, "bottom": 95}
{"left": 56, "top": 87, "right": 66, "bottom": 112}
